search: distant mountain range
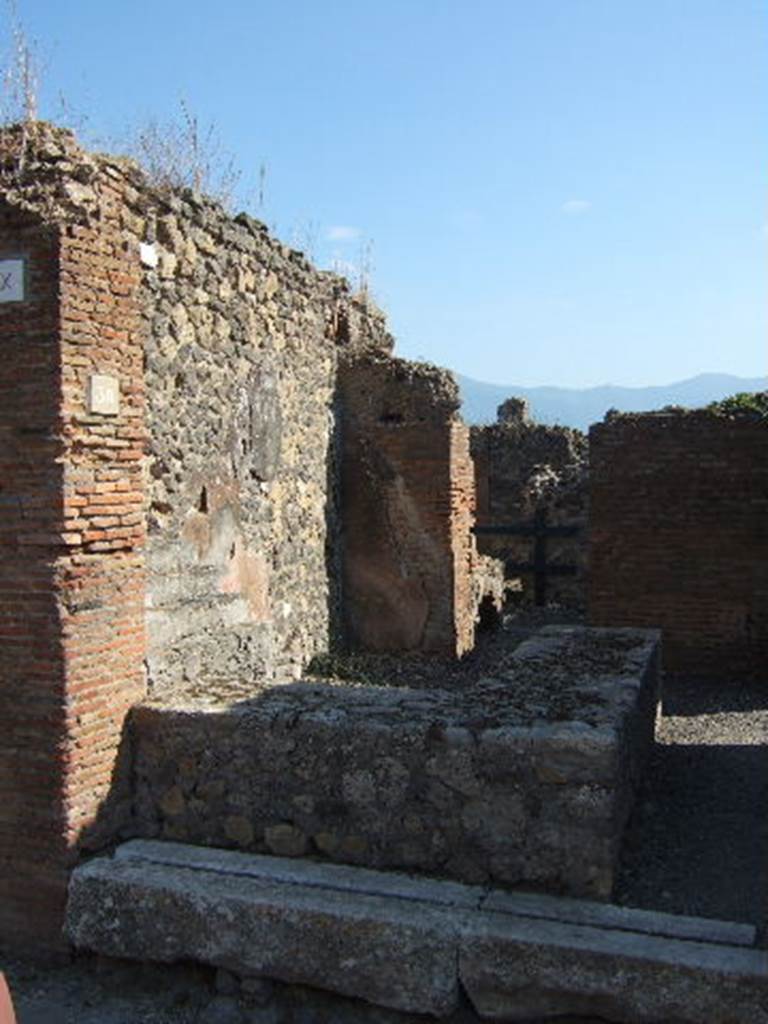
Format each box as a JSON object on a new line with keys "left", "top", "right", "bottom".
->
{"left": 456, "top": 372, "right": 768, "bottom": 431}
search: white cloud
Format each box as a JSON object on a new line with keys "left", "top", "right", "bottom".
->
{"left": 326, "top": 225, "right": 361, "bottom": 242}
{"left": 561, "top": 199, "right": 591, "bottom": 215}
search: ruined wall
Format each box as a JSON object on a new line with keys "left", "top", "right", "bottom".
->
{"left": 3, "top": 124, "right": 394, "bottom": 697}
{"left": 471, "top": 397, "right": 587, "bottom": 608}
{"left": 338, "top": 355, "right": 476, "bottom": 656}
{"left": 141, "top": 201, "right": 391, "bottom": 689}
{"left": 0, "top": 123, "right": 395, "bottom": 949}
{"left": 589, "top": 410, "right": 768, "bottom": 676}
{"left": 0, "top": 122, "right": 509, "bottom": 951}
{"left": 0, "top": 124, "right": 146, "bottom": 949}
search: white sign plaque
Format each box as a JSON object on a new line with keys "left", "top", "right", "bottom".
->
{"left": 140, "top": 243, "right": 158, "bottom": 268}
{"left": 0, "top": 258, "right": 25, "bottom": 302}
{"left": 87, "top": 374, "right": 120, "bottom": 416}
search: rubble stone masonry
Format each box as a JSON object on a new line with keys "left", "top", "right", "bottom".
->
{"left": 130, "top": 627, "right": 660, "bottom": 900}
{"left": 141, "top": 201, "right": 392, "bottom": 690}
{"left": 589, "top": 410, "right": 768, "bottom": 676}
{"left": 0, "top": 124, "right": 400, "bottom": 949}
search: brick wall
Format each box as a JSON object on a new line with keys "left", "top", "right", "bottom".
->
{"left": 589, "top": 411, "right": 768, "bottom": 676}
{"left": 0, "top": 129, "right": 147, "bottom": 950}
{"left": 338, "top": 355, "right": 476, "bottom": 656}
{"left": 0, "top": 207, "right": 68, "bottom": 951}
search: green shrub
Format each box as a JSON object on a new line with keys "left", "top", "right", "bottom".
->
{"left": 707, "top": 391, "right": 768, "bottom": 421}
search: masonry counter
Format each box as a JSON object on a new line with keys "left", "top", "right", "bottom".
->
{"left": 129, "top": 625, "right": 660, "bottom": 899}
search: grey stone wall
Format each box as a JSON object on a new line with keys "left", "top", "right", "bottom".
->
{"left": 5, "top": 123, "right": 513, "bottom": 695}
{"left": 129, "top": 626, "right": 660, "bottom": 899}
{"left": 141, "top": 203, "right": 391, "bottom": 688}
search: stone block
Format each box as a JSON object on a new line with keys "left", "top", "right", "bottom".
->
{"left": 67, "top": 853, "right": 460, "bottom": 1017}
{"left": 67, "top": 842, "right": 768, "bottom": 1024}
{"left": 459, "top": 913, "right": 768, "bottom": 1024}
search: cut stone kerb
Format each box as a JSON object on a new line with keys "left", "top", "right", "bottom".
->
{"left": 130, "top": 626, "right": 660, "bottom": 900}
{"left": 66, "top": 840, "right": 768, "bottom": 1024}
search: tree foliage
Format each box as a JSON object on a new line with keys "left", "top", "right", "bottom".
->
{"left": 707, "top": 391, "right": 768, "bottom": 421}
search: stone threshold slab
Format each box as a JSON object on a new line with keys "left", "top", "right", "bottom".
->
{"left": 67, "top": 841, "right": 768, "bottom": 1024}
{"left": 116, "top": 838, "right": 756, "bottom": 948}
{"left": 114, "top": 838, "right": 480, "bottom": 909}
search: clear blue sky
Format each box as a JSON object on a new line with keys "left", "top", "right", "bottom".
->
{"left": 10, "top": 0, "right": 767, "bottom": 388}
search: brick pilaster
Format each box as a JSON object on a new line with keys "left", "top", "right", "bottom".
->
{"left": 0, "top": 197, "right": 146, "bottom": 951}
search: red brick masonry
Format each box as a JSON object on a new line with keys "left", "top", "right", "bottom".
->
{"left": 0, "top": 189, "right": 146, "bottom": 950}
{"left": 589, "top": 412, "right": 768, "bottom": 677}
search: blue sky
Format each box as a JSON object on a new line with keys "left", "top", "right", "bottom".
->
{"left": 9, "top": 0, "right": 767, "bottom": 387}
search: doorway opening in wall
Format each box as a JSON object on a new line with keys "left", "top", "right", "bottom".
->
{"left": 472, "top": 509, "right": 580, "bottom": 607}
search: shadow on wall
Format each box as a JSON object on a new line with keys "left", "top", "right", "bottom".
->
{"left": 0, "top": 209, "right": 72, "bottom": 952}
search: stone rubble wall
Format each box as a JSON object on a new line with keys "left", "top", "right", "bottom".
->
{"left": 129, "top": 627, "right": 660, "bottom": 900}
{"left": 0, "top": 122, "right": 498, "bottom": 952}
{"left": 142, "top": 198, "right": 394, "bottom": 689}
{"left": 589, "top": 409, "right": 768, "bottom": 676}
{"left": 471, "top": 397, "right": 588, "bottom": 609}
{"left": 2, "top": 123, "right": 398, "bottom": 700}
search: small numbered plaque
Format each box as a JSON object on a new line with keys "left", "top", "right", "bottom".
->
{"left": 87, "top": 374, "right": 120, "bottom": 416}
{"left": 0, "top": 258, "right": 25, "bottom": 302}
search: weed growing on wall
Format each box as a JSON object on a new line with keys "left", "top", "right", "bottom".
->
{"left": 127, "top": 99, "right": 242, "bottom": 210}
{"left": 330, "top": 236, "right": 376, "bottom": 301}
{"left": 0, "top": 0, "right": 40, "bottom": 176}
{"left": 0, "top": 0, "right": 38, "bottom": 124}
{"left": 0, "top": 4, "right": 368, "bottom": 290}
